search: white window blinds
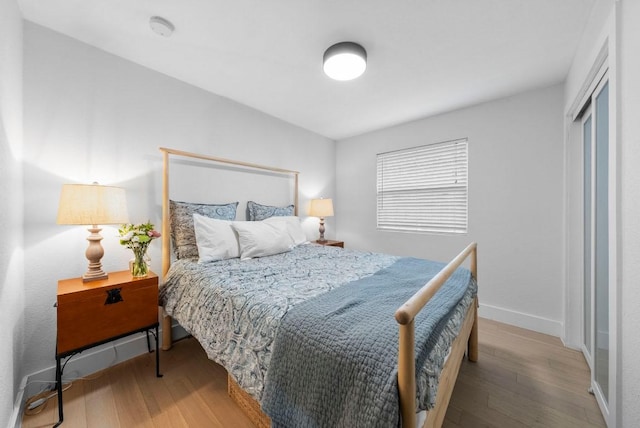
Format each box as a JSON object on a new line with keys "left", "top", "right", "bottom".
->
{"left": 377, "top": 138, "right": 468, "bottom": 234}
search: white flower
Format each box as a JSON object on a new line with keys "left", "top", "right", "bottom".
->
{"left": 122, "top": 231, "right": 134, "bottom": 241}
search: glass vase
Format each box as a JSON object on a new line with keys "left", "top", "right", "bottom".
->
{"left": 130, "top": 251, "right": 149, "bottom": 278}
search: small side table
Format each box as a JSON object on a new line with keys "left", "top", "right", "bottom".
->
{"left": 314, "top": 239, "right": 344, "bottom": 248}
{"left": 55, "top": 271, "right": 161, "bottom": 427}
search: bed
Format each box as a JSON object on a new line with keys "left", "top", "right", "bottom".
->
{"left": 158, "top": 147, "right": 478, "bottom": 428}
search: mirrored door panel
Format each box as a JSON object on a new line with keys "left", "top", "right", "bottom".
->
{"left": 594, "top": 80, "right": 609, "bottom": 403}
{"left": 583, "top": 112, "right": 593, "bottom": 361}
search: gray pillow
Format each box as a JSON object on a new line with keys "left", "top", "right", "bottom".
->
{"left": 247, "top": 200, "right": 295, "bottom": 221}
{"left": 170, "top": 200, "right": 238, "bottom": 259}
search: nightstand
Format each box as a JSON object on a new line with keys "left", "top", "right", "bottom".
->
{"left": 55, "top": 271, "right": 161, "bottom": 427}
{"left": 315, "top": 239, "right": 344, "bottom": 248}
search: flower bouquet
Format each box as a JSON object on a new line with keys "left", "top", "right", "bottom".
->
{"left": 118, "top": 221, "right": 161, "bottom": 277}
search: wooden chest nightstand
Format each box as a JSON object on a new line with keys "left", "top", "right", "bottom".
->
{"left": 314, "top": 239, "right": 344, "bottom": 248}
{"left": 55, "top": 270, "right": 161, "bottom": 426}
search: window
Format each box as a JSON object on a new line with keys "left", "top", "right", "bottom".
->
{"left": 376, "top": 138, "right": 468, "bottom": 234}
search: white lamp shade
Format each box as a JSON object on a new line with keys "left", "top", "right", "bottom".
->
{"left": 323, "top": 42, "right": 367, "bottom": 81}
{"left": 309, "top": 198, "right": 334, "bottom": 217}
{"left": 57, "top": 183, "right": 129, "bottom": 226}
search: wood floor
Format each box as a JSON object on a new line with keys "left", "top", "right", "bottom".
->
{"left": 22, "top": 318, "right": 605, "bottom": 428}
{"left": 444, "top": 319, "right": 605, "bottom": 428}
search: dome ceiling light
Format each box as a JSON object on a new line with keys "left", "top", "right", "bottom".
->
{"left": 323, "top": 42, "right": 367, "bottom": 81}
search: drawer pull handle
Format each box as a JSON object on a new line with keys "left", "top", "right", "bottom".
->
{"left": 105, "top": 288, "right": 123, "bottom": 305}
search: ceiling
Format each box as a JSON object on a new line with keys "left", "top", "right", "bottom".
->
{"left": 19, "top": 0, "right": 598, "bottom": 140}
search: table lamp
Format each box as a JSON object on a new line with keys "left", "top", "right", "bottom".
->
{"left": 57, "top": 183, "right": 129, "bottom": 282}
{"left": 309, "top": 198, "right": 334, "bottom": 242}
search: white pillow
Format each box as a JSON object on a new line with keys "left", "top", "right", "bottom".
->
{"left": 192, "top": 214, "right": 240, "bottom": 263}
{"left": 231, "top": 221, "right": 293, "bottom": 260}
{"left": 263, "top": 216, "right": 308, "bottom": 246}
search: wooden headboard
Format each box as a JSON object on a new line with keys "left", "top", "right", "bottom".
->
{"left": 159, "top": 147, "right": 300, "bottom": 279}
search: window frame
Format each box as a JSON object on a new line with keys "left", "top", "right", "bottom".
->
{"left": 376, "top": 138, "right": 468, "bottom": 235}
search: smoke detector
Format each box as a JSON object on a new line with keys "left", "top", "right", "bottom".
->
{"left": 149, "top": 16, "right": 174, "bottom": 37}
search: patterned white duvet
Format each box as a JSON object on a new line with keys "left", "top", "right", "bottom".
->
{"left": 160, "top": 244, "right": 399, "bottom": 400}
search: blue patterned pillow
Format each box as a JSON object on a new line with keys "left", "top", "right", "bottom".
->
{"left": 170, "top": 200, "right": 238, "bottom": 259}
{"left": 247, "top": 201, "right": 295, "bottom": 221}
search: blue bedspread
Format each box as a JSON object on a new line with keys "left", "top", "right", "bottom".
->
{"left": 261, "top": 257, "right": 474, "bottom": 428}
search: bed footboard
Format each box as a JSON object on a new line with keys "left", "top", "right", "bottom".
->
{"left": 395, "top": 242, "right": 478, "bottom": 428}
{"left": 424, "top": 296, "right": 477, "bottom": 427}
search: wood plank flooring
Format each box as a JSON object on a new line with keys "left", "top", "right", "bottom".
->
{"left": 23, "top": 318, "right": 605, "bottom": 427}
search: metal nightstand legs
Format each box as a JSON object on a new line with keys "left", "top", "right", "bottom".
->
{"left": 53, "top": 325, "right": 162, "bottom": 427}
{"left": 54, "top": 353, "right": 63, "bottom": 428}
{"left": 146, "top": 326, "right": 162, "bottom": 378}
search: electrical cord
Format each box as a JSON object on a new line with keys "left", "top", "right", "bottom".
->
{"left": 23, "top": 382, "right": 72, "bottom": 416}
{"left": 23, "top": 343, "right": 119, "bottom": 417}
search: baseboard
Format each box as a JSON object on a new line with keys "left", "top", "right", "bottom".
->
{"left": 479, "top": 303, "right": 563, "bottom": 337}
{"left": 9, "top": 376, "right": 27, "bottom": 428}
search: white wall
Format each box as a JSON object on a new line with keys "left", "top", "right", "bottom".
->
{"left": 0, "top": 0, "right": 24, "bottom": 425}
{"left": 336, "top": 84, "right": 565, "bottom": 336}
{"left": 22, "top": 22, "right": 335, "bottom": 383}
{"left": 617, "top": 0, "right": 640, "bottom": 425}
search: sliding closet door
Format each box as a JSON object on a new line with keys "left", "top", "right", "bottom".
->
{"left": 582, "top": 111, "right": 593, "bottom": 363}
{"left": 581, "top": 75, "right": 610, "bottom": 417}
{"left": 593, "top": 80, "right": 609, "bottom": 403}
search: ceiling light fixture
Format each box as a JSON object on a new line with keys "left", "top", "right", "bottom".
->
{"left": 323, "top": 42, "right": 367, "bottom": 81}
{"left": 149, "top": 16, "right": 175, "bottom": 37}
